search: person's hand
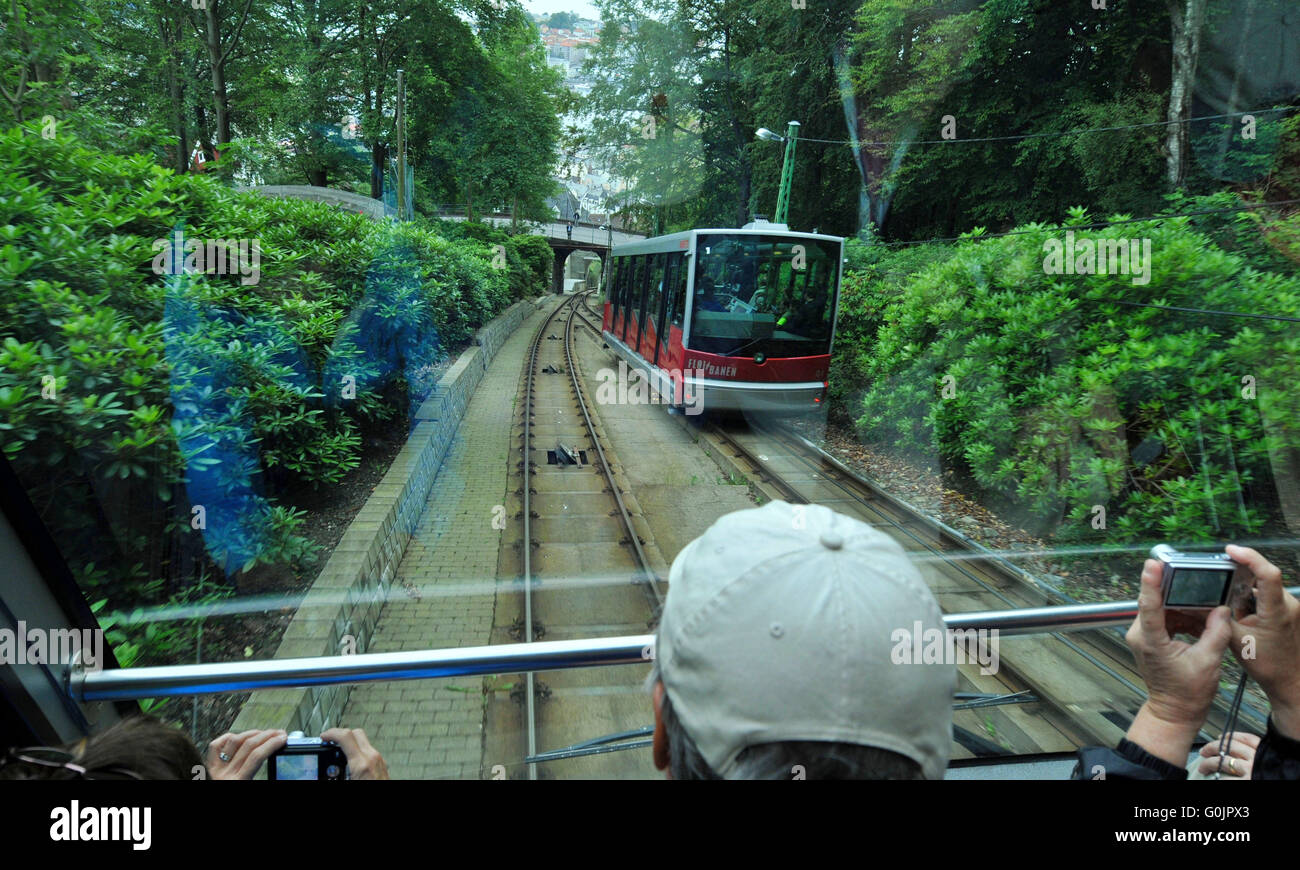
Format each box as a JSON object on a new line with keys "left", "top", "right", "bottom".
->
{"left": 1124, "top": 559, "right": 1233, "bottom": 765}
{"left": 1196, "top": 731, "right": 1259, "bottom": 779}
{"left": 1224, "top": 545, "right": 1300, "bottom": 739}
{"left": 321, "top": 728, "right": 388, "bottom": 780}
{"left": 206, "top": 729, "right": 287, "bottom": 780}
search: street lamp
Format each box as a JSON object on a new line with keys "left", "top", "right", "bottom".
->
{"left": 602, "top": 184, "right": 612, "bottom": 252}
{"left": 754, "top": 120, "right": 800, "bottom": 226}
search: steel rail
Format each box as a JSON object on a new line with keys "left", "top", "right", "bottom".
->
{"left": 564, "top": 292, "right": 663, "bottom": 606}
{"left": 520, "top": 296, "right": 574, "bottom": 777}
{"left": 78, "top": 595, "right": 1300, "bottom": 702}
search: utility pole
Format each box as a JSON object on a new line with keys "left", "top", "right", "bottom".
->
{"left": 773, "top": 120, "right": 799, "bottom": 226}
{"left": 396, "top": 69, "right": 406, "bottom": 221}
{"left": 605, "top": 186, "right": 613, "bottom": 252}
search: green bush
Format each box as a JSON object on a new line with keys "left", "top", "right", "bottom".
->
{"left": 457, "top": 221, "right": 508, "bottom": 245}
{"left": 409, "top": 218, "right": 549, "bottom": 299}
{"left": 846, "top": 209, "right": 1300, "bottom": 544}
{"left": 829, "top": 239, "right": 958, "bottom": 414}
{"left": 508, "top": 234, "right": 553, "bottom": 296}
{"left": 0, "top": 126, "right": 517, "bottom": 667}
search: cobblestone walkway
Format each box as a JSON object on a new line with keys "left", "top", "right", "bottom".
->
{"left": 340, "top": 300, "right": 556, "bottom": 779}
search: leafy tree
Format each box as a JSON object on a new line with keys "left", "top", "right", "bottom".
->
{"left": 581, "top": 0, "right": 861, "bottom": 234}
{"left": 547, "top": 11, "right": 580, "bottom": 29}
{"left": 0, "top": 0, "right": 93, "bottom": 123}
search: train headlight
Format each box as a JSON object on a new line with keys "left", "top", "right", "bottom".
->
{"left": 754, "top": 352, "right": 766, "bottom": 365}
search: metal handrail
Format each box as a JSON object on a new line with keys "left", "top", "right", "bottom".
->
{"left": 70, "top": 591, "right": 1299, "bottom": 702}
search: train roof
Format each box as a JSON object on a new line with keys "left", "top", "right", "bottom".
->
{"left": 611, "top": 225, "right": 845, "bottom": 257}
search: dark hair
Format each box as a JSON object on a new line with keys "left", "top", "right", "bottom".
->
{"left": 0, "top": 715, "right": 203, "bottom": 781}
{"left": 655, "top": 672, "right": 924, "bottom": 780}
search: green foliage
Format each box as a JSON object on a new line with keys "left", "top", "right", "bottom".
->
{"left": 1161, "top": 190, "right": 1300, "bottom": 276}
{"left": 508, "top": 234, "right": 553, "bottom": 296}
{"left": 843, "top": 211, "right": 1300, "bottom": 544}
{"left": 829, "top": 239, "right": 957, "bottom": 412}
{"left": 844, "top": 1, "right": 1300, "bottom": 241}
{"left": 417, "top": 4, "right": 562, "bottom": 220}
{"left": 0, "top": 129, "right": 515, "bottom": 653}
{"left": 546, "top": 11, "right": 580, "bottom": 29}
{"left": 429, "top": 220, "right": 550, "bottom": 299}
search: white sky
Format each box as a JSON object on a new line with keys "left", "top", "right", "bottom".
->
{"left": 521, "top": 0, "right": 601, "bottom": 23}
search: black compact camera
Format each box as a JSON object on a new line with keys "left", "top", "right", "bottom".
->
{"left": 267, "top": 732, "right": 348, "bottom": 780}
{"left": 1150, "top": 544, "right": 1255, "bottom": 613}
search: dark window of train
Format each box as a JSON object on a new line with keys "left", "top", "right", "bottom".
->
{"left": 672, "top": 249, "right": 688, "bottom": 329}
{"left": 630, "top": 254, "right": 650, "bottom": 348}
{"left": 624, "top": 255, "right": 644, "bottom": 342}
{"left": 612, "top": 256, "right": 627, "bottom": 327}
{"left": 616, "top": 255, "right": 633, "bottom": 339}
{"left": 659, "top": 253, "right": 680, "bottom": 362}
{"left": 646, "top": 253, "right": 666, "bottom": 359}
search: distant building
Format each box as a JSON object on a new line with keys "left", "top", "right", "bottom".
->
{"left": 547, "top": 190, "right": 581, "bottom": 223}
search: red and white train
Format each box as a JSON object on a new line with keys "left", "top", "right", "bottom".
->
{"left": 600, "top": 220, "right": 844, "bottom": 415}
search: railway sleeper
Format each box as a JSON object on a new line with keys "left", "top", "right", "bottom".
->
{"left": 508, "top": 616, "right": 546, "bottom": 642}
{"left": 511, "top": 680, "right": 551, "bottom": 705}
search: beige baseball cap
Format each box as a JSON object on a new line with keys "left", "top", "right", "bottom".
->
{"left": 655, "top": 500, "right": 955, "bottom": 779}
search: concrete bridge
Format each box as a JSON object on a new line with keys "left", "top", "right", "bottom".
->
{"left": 239, "top": 185, "right": 647, "bottom": 292}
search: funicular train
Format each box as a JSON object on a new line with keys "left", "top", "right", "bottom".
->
{"left": 600, "top": 220, "right": 844, "bottom": 415}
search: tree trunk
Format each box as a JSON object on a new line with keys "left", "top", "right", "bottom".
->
{"left": 466, "top": 178, "right": 475, "bottom": 222}
{"left": 201, "top": 0, "right": 255, "bottom": 148}
{"left": 1166, "top": 0, "right": 1208, "bottom": 190}
{"left": 160, "top": 14, "right": 188, "bottom": 173}
{"left": 203, "top": 4, "right": 229, "bottom": 147}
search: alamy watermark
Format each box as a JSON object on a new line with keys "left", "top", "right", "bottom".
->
{"left": 1042, "top": 231, "right": 1152, "bottom": 286}
{"left": 890, "top": 621, "right": 1000, "bottom": 675}
{"left": 595, "top": 360, "right": 704, "bottom": 415}
{"left": 0, "top": 622, "right": 103, "bottom": 671}
{"left": 151, "top": 230, "right": 261, "bottom": 286}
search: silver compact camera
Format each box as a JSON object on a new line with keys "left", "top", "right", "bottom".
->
{"left": 1150, "top": 544, "right": 1254, "bottom": 613}
{"left": 267, "top": 731, "right": 348, "bottom": 780}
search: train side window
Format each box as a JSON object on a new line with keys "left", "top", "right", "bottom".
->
{"left": 624, "top": 255, "right": 645, "bottom": 342}
{"left": 607, "top": 258, "right": 618, "bottom": 323}
{"left": 617, "top": 256, "right": 634, "bottom": 335}
{"left": 631, "top": 254, "right": 651, "bottom": 347}
{"left": 614, "top": 257, "right": 628, "bottom": 320}
{"left": 671, "top": 251, "right": 688, "bottom": 328}
{"left": 645, "top": 253, "right": 666, "bottom": 352}
{"left": 659, "top": 253, "right": 680, "bottom": 357}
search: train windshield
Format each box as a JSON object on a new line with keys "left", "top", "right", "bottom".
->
{"left": 689, "top": 234, "right": 840, "bottom": 358}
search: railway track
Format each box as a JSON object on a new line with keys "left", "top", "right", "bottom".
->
{"left": 696, "top": 418, "right": 1268, "bottom": 756}
{"left": 483, "top": 293, "right": 668, "bottom": 779}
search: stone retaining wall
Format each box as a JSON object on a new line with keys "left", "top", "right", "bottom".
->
{"left": 229, "top": 296, "right": 546, "bottom": 737}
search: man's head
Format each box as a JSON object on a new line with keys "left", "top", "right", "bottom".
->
{"left": 649, "top": 500, "right": 955, "bottom": 779}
